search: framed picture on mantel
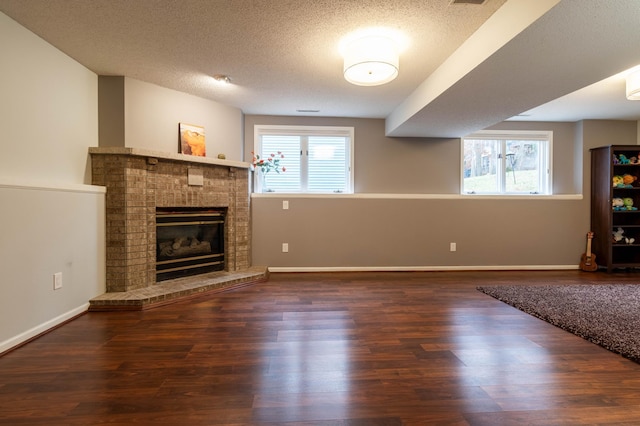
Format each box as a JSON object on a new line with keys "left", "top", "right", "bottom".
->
{"left": 179, "top": 123, "right": 206, "bottom": 157}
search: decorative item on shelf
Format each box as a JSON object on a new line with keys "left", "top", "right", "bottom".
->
{"left": 631, "top": 156, "right": 639, "bottom": 164}
{"left": 619, "top": 154, "right": 631, "bottom": 164}
{"left": 613, "top": 174, "right": 637, "bottom": 188}
{"left": 613, "top": 154, "right": 619, "bottom": 165}
{"left": 252, "top": 151, "right": 285, "bottom": 174}
{"left": 179, "top": 123, "right": 206, "bottom": 157}
{"left": 613, "top": 227, "right": 625, "bottom": 243}
{"left": 252, "top": 151, "right": 286, "bottom": 192}
{"left": 623, "top": 174, "right": 638, "bottom": 187}
{"left": 624, "top": 198, "right": 638, "bottom": 211}
{"left": 217, "top": 153, "right": 226, "bottom": 159}
{"left": 613, "top": 197, "right": 625, "bottom": 210}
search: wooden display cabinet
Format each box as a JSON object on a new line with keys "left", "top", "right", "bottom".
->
{"left": 591, "top": 145, "right": 640, "bottom": 272}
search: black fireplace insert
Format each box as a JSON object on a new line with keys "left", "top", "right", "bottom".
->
{"left": 156, "top": 207, "right": 226, "bottom": 281}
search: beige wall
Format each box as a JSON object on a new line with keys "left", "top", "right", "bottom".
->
{"left": 98, "top": 76, "right": 244, "bottom": 160}
{"left": 252, "top": 197, "right": 585, "bottom": 268}
{"left": 98, "top": 76, "right": 125, "bottom": 148}
{"left": 0, "top": 12, "right": 105, "bottom": 352}
{"left": 123, "top": 78, "right": 244, "bottom": 160}
{"left": 246, "top": 115, "right": 637, "bottom": 270}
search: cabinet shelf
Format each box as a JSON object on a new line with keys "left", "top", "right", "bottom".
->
{"left": 591, "top": 145, "right": 640, "bottom": 272}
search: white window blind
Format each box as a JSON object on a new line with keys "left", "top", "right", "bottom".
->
{"left": 308, "top": 136, "right": 349, "bottom": 192}
{"left": 255, "top": 125, "right": 354, "bottom": 194}
{"left": 261, "top": 135, "right": 301, "bottom": 192}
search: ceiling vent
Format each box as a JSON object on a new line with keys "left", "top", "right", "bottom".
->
{"left": 450, "top": 0, "right": 487, "bottom": 4}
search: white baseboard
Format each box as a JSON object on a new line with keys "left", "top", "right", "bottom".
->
{"left": 0, "top": 303, "right": 89, "bottom": 354}
{"left": 268, "top": 265, "right": 579, "bottom": 273}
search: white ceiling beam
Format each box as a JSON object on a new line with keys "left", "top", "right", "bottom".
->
{"left": 386, "top": 0, "right": 640, "bottom": 138}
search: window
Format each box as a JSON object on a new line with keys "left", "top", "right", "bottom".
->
{"left": 462, "top": 130, "right": 552, "bottom": 195}
{"left": 254, "top": 125, "right": 354, "bottom": 193}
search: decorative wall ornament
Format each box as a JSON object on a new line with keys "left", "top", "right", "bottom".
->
{"left": 179, "top": 123, "right": 206, "bottom": 156}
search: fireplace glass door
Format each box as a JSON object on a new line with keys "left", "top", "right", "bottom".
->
{"left": 156, "top": 208, "right": 225, "bottom": 281}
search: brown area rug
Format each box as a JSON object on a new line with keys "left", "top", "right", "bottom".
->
{"left": 477, "top": 284, "right": 640, "bottom": 363}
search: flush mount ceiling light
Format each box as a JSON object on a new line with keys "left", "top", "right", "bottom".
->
{"left": 340, "top": 30, "right": 404, "bottom": 86}
{"left": 626, "top": 69, "right": 640, "bottom": 100}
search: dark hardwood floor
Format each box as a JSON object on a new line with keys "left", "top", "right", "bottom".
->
{"left": 3, "top": 270, "right": 640, "bottom": 425}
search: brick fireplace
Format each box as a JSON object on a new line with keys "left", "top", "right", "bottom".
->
{"left": 89, "top": 147, "right": 257, "bottom": 297}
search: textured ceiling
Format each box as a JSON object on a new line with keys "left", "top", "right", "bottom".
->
{"left": 1, "top": 0, "right": 640, "bottom": 138}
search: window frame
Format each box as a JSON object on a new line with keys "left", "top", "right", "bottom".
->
{"left": 253, "top": 125, "right": 355, "bottom": 194}
{"left": 461, "top": 130, "right": 553, "bottom": 196}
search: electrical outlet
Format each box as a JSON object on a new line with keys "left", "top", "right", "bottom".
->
{"left": 450, "top": 242, "right": 457, "bottom": 252}
{"left": 282, "top": 243, "right": 289, "bottom": 253}
{"left": 53, "top": 272, "right": 63, "bottom": 290}
{"left": 283, "top": 200, "right": 289, "bottom": 210}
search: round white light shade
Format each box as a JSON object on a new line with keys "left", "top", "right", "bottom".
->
{"left": 343, "top": 35, "right": 399, "bottom": 86}
{"left": 626, "top": 70, "right": 640, "bottom": 100}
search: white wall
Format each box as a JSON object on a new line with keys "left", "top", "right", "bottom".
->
{"left": 0, "top": 13, "right": 98, "bottom": 184}
{"left": 0, "top": 184, "right": 105, "bottom": 352}
{"left": 0, "top": 12, "right": 105, "bottom": 352}
{"left": 124, "top": 78, "right": 243, "bottom": 160}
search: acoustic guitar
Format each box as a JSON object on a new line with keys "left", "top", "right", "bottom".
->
{"left": 580, "top": 231, "right": 598, "bottom": 272}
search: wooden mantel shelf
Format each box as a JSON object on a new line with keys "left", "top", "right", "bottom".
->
{"left": 89, "top": 147, "right": 252, "bottom": 169}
